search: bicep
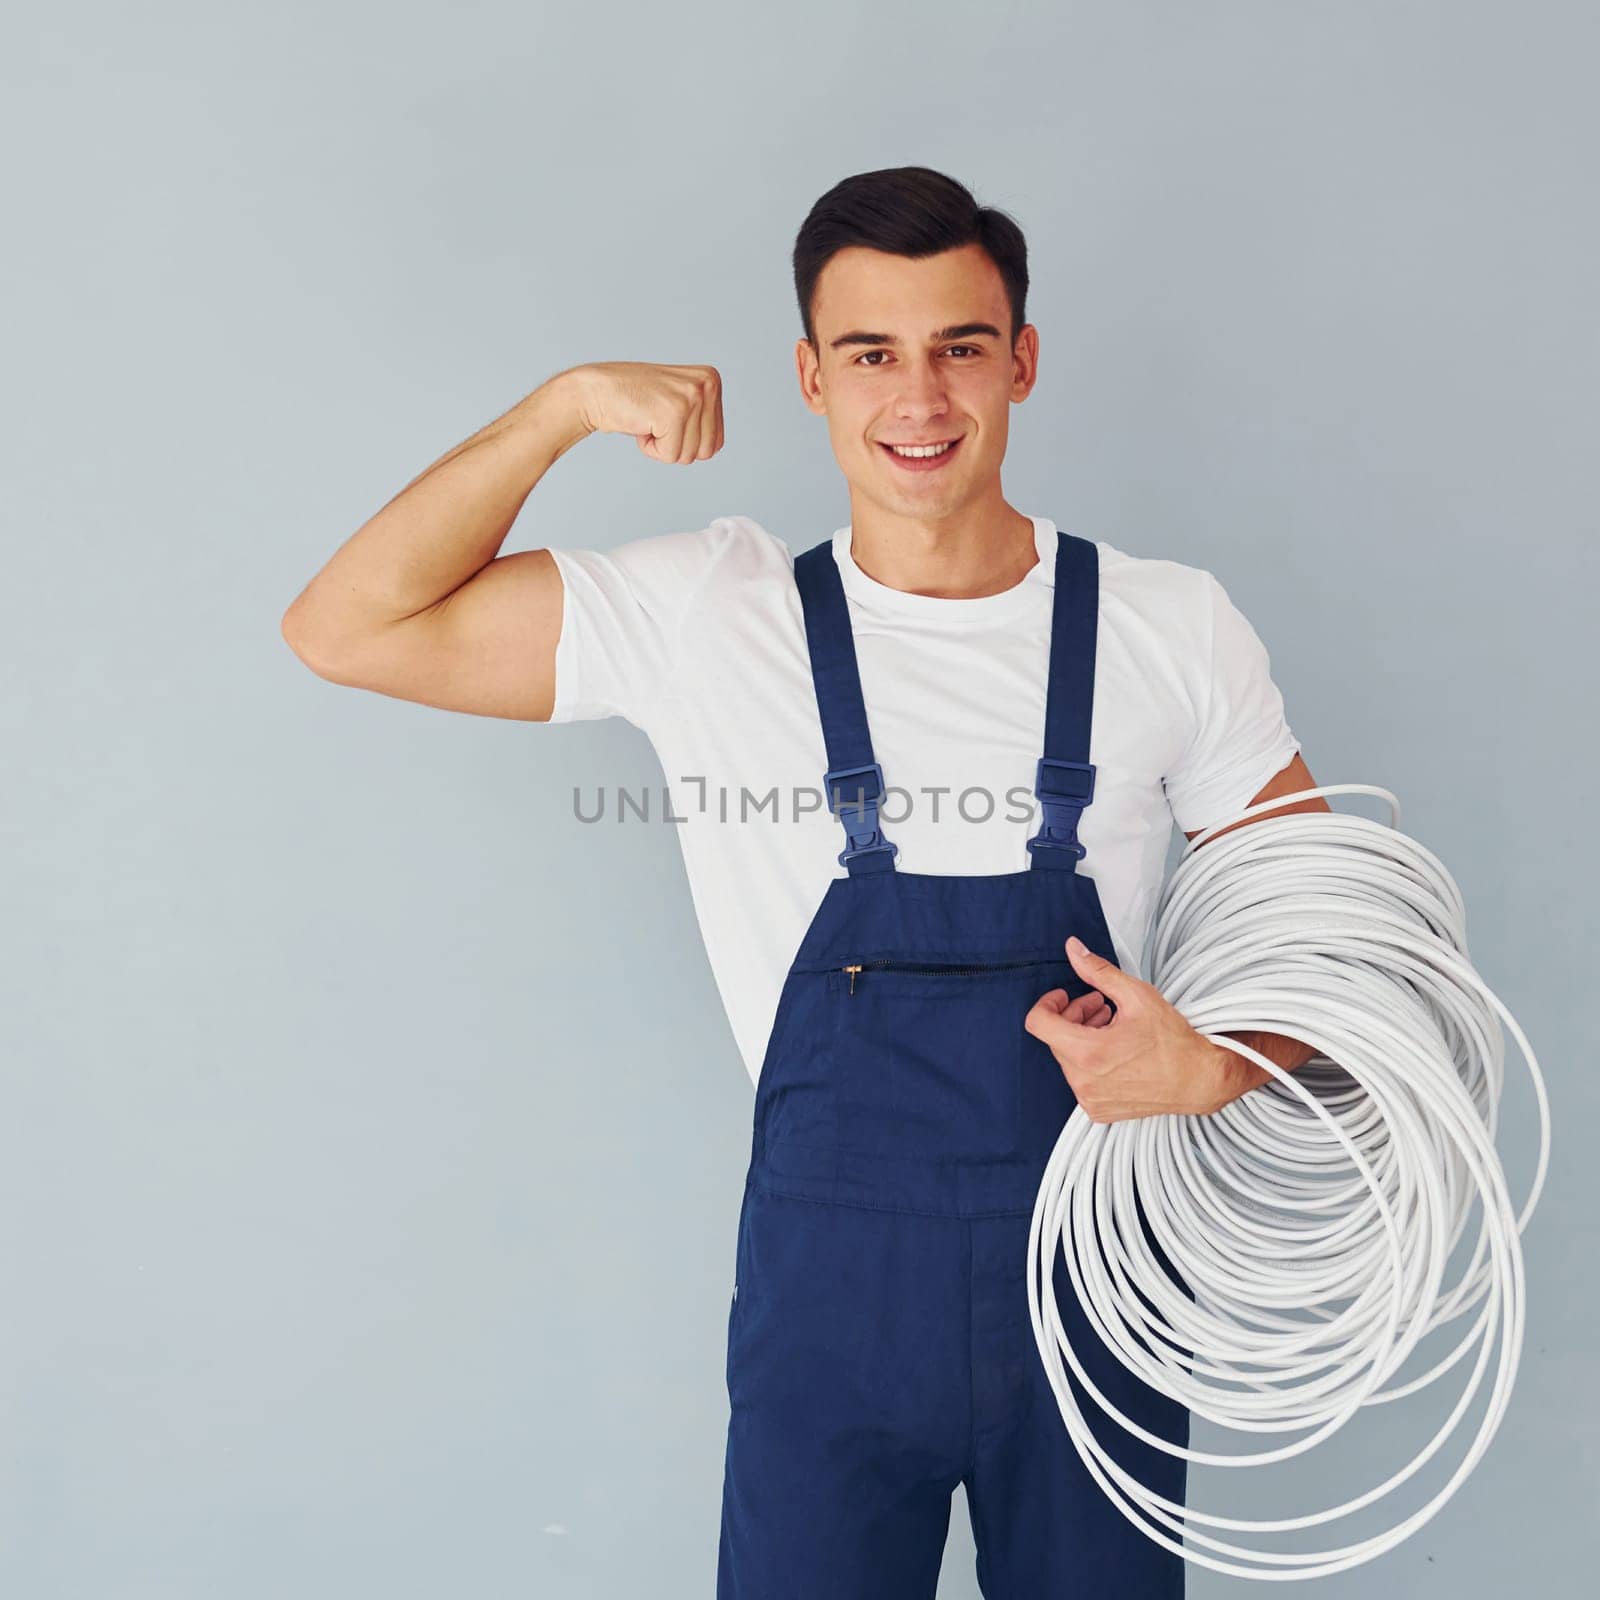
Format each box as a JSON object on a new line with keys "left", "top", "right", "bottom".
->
{"left": 305, "top": 547, "right": 568, "bottom": 722}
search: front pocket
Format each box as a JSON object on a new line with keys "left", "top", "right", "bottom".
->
{"left": 825, "top": 959, "right": 1056, "bottom": 1160}
{"left": 834, "top": 957, "right": 1051, "bottom": 995}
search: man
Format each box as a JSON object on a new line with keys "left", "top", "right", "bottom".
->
{"left": 282, "top": 165, "right": 1326, "bottom": 1597}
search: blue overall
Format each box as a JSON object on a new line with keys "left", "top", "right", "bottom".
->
{"left": 716, "top": 530, "right": 1193, "bottom": 1598}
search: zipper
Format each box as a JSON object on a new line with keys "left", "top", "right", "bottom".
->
{"left": 839, "top": 957, "right": 1048, "bottom": 996}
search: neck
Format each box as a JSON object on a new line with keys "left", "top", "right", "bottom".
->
{"left": 845, "top": 502, "right": 1039, "bottom": 599}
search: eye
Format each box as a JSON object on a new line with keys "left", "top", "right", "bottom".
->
{"left": 853, "top": 345, "right": 982, "bottom": 367}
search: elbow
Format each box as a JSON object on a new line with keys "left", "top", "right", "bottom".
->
{"left": 280, "top": 596, "right": 351, "bottom": 683}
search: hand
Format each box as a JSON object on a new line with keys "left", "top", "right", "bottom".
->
{"left": 1023, "top": 936, "right": 1244, "bottom": 1122}
{"left": 563, "top": 360, "right": 725, "bottom": 465}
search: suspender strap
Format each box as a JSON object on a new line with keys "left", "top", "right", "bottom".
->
{"left": 793, "top": 541, "right": 898, "bottom": 874}
{"left": 1028, "top": 532, "right": 1100, "bottom": 870}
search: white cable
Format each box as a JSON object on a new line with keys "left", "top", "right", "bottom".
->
{"left": 1027, "top": 784, "right": 1550, "bottom": 1582}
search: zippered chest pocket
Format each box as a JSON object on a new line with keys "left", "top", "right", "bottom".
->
{"left": 823, "top": 958, "right": 1057, "bottom": 1161}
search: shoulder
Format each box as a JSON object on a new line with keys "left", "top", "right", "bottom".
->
{"left": 550, "top": 513, "right": 792, "bottom": 607}
{"left": 1088, "top": 538, "right": 1289, "bottom": 690}
{"left": 699, "top": 513, "right": 797, "bottom": 579}
{"left": 630, "top": 513, "right": 792, "bottom": 580}
{"left": 656, "top": 514, "right": 796, "bottom": 619}
{"left": 1092, "top": 538, "right": 1287, "bottom": 716}
{"left": 1092, "top": 538, "right": 1219, "bottom": 644}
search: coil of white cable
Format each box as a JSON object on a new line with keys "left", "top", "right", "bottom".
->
{"left": 1027, "top": 784, "right": 1550, "bottom": 1582}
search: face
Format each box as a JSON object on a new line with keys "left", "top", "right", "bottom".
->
{"left": 796, "top": 242, "right": 1038, "bottom": 528}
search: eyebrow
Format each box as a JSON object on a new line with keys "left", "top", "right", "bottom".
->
{"left": 827, "top": 321, "right": 1004, "bottom": 350}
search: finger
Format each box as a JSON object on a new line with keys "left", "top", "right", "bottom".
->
{"left": 653, "top": 408, "right": 687, "bottom": 462}
{"left": 639, "top": 423, "right": 671, "bottom": 461}
{"left": 678, "top": 398, "right": 705, "bottom": 465}
{"left": 1072, "top": 992, "right": 1113, "bottom": 1027}
{"left": 1064, "top": 935, "right": 1143, "bottom": 1007}
{"left": 1060, "top": 990, "right": 1109, "bottom": 1026}
{"left": 1030, "top": 987, "right": 1071, "bottom": 1018}
{"left": 698, "top": 386, "right": 720, "bottom": 459}
{"left": 1025, "top": 996, "right": 1102, "bottom": 1052}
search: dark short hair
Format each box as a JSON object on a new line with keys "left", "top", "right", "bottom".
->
{"left": 792, "top": 166, "right": 1030, "bottom": 349}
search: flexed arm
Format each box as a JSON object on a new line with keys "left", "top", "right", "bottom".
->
{"left": 279, "top": 362, "right": 724, "bottom": 720}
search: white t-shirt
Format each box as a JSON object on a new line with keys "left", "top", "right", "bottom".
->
{"left": 546, "top": 514, "right": 1300, "bottom": 1088}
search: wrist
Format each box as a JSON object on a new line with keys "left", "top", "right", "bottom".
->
{"left": 521, "top": 368, "right": 598, "bottom": 456}
{"left": 1194, "top": 1035, "right": 1265, "bottom": 1112}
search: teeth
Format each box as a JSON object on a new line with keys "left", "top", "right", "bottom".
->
{"left": 889, "top": 441, "right": 954, "bottom": 458}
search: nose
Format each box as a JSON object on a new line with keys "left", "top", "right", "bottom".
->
{"left": 891, "top": 356, "right": 951, "bottom": 424}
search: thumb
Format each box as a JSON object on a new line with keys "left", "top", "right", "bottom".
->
{"left": 1064, "top": 935, "right": 1139, "bottom": 1005}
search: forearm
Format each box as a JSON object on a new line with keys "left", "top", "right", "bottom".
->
{"left": 1210, "top": 1027, "right": 1320, "bottom": 1102}
{"left": 282, "top": 368, "right": 594, "bottom": 654}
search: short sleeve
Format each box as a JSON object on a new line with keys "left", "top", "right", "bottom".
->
{"left": 1162, "top": 570, "right": 1301, "bottom": 834}
{"left": 544, "top": 524, "right": 725, "bottom": 730}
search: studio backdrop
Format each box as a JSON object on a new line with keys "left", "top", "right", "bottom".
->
{"left": 3, "top": 2, "right": 1594, "bottom": 1597}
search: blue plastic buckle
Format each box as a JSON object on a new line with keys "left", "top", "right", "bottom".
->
{"left": 1026, "top": 756, "right": 1096, "bottom": 860}
{"left": 823, "top": 761, "right": 898, "bottom": 866}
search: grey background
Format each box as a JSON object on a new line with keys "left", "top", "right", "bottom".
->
{"left": 4, "top": 1, "right": 1594, "bottom": 1594}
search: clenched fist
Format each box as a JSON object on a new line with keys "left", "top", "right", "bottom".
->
{"left": 566, "top": 360, "right": 725, "bottom": 465}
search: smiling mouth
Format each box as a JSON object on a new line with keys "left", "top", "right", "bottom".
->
{"left": 878, "top": 437, "right": 963, "bottom": 461}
